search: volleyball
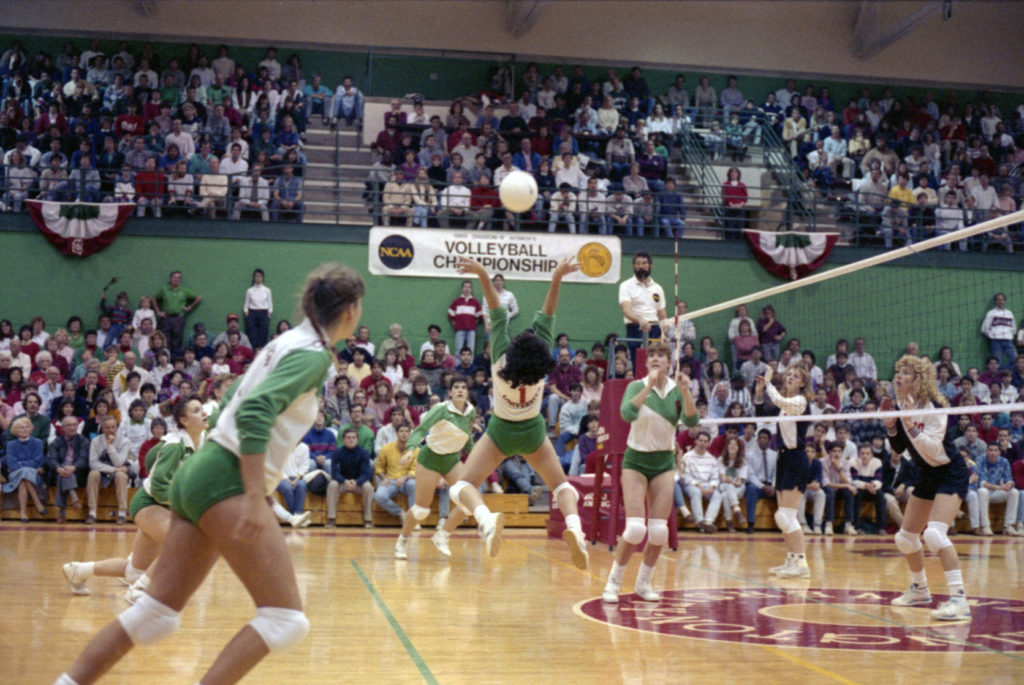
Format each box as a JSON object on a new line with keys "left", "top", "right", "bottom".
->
{"left": 498, "top": 170, "right": 539, "bottom": 213}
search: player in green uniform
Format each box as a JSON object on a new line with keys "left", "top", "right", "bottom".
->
{"left": 603, "top": 341, "right": 697, "bottom": 603}
{"left": 449, "top": 257, "right": 590, "bottom": 570}
{"left": 394, "top": 374, "right": 476, "bottom": 559}
{"left": 61, "top": 398, "right": 207, "bottom": 601}
{"left": 58, "top": 264, "right": 364, "bottom": 685}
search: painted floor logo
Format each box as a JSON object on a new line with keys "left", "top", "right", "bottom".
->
{"left": 575, "top": 588, "right": 1024, "bottom": 652}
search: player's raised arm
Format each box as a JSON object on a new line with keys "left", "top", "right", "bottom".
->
{"left": 542, "top": 257, "right": 580, "bottom": 316}
{"left": 457, "top": 257, "right": 501, "bottom": 309}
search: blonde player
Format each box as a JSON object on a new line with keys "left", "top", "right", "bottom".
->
{"left": 449, "top": 256, "right": 590, "bottom": 569}
{"left": 56, "top": 264, "right": 364, "bottom": 685}
{"left": 754, "top": 362, "right": 814, "bottom": 578}
{"left": 885, "top": 355, "right": 972, "bottom": 620}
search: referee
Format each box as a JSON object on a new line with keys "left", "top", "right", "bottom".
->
{"left": 618, "top": 251, "right": 667, "bottom": 363}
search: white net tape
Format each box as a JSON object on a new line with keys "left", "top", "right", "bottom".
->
{"left": 697, "top": 402, "right": 1024, "bottom": 427}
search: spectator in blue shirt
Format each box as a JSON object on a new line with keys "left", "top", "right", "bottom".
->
{"left": 304, "top": 74, "right": 333, "bottom": 125}
{"left": 658, "top": 178, "right": 686, "bottom": 237}
{"left": 977, "top": 442, "right": 1021, "bottom": 536}
{"left": 270, "top": 164, "right": 303, "bottom": 221}
{"left": 302, "top": 410, "right": 337, "bottom": 473}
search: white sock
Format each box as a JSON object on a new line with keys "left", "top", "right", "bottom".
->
{"left": 271, "top": 501, "right": 291, "bottom": 522}
{"left": 77, "top": 562, "right": 95, "bottom": 578}
{"left": 910, "top": 570, "right": 927, "bottom": 587}
{"left": 125, "top": 559, "right": 145, "bottom": 584}
{"left": 636, "top": 562, "right": 655, "bottom": 588}
{"left": 55, "top": 674, "right": 80, "bottom": 685}
{"left": 609, "top": 561, "right": 626, "bottom": 584}
{"left": 564, "top": 514, "right": 581, "bottom": 531}
{"left": 945, "top": 569, "right": 965, "bottom": 597}
{"left": 88, "top": 509, "right": 97, "bottom": 518}
{"left": 135, "top": 573, "right": 151, "bottom": 591}
{"left": 474, "top": 504, "right": 491, "bottom": 524}
{"left": 794, "top": 552, "right": 806, "bottom": 562}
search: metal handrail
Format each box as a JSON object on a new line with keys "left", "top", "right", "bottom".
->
{"left": 759, "top": 121, "right": 818, "bottom": 231}
{"left": 6, "top": 165, "right": 1022, "bottom": 251}
{"left": 676, "top": 125, "right": 724, "bottom": 227}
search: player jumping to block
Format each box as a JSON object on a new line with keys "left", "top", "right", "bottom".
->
{"left": 450, "top": 256, "right": 590, "bottom": 570}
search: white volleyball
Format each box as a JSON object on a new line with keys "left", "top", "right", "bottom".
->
{"left": 498, "top": 170, "right": 539, "bottom": 213}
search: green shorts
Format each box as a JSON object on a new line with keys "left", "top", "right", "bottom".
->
{"left": 622, "top": 448, "right": 675, "bottom": 481}
{"left": 416, "top": 446, "right": 461, "bottom": 476}
{"left": 168, "top": 441, "right": 246, "bottom": 525}
{"left": 128, "top": 487, "right": 164, "bottom": 520}
{"left": 485, "top": 414, "right": 548, "bottom": 457}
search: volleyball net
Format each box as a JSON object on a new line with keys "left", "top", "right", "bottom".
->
{"left": 663, "top": 208, "right": 1024, "bottom": 432}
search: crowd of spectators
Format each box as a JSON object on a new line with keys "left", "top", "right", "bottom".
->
{"left": 363, "top": 63, "right": 1023, "bottom": 246}
{"left": 3, "top": 39, "right": 1020, "bottom": 243}
{"left": 2, "top": 259, "right": 1024, "bottom": 532}
{"left": 755, "top": 79, "right": 1024, "bottom": 250}
{"left": 0, "top": 39, "right": 359, "bottom": 221}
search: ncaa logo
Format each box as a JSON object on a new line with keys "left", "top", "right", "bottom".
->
{"left": 379, "top": 234, "right": 414, "bottom": 270}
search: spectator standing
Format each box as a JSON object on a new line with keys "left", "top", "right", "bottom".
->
{"left": 244, "top": 268, "right": 273, "bottom": 351}
{"left": 153, "top": 270, "right": 202, "bottom": 354}
{"left": 448, "top": 280, "right": 484, "bottom": 356}
{"left": 756, "top": 305, "right": 786, "bottom": 362}
{"left": 980, "top": 293, "right": 1017, "bottom": 371}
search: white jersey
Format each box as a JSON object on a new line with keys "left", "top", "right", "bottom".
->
{"left": 209, "top": 319, "right": 331, "bottom": 495}
{"left": 491, "top": 354, "right": 546, "bottom": 421}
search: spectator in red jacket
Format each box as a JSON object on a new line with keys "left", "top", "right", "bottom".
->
{"left": 448, "top": 280, "right": 484, "bottom": 356}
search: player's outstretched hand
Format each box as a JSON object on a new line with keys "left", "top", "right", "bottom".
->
{"left": 457, "top": 257, "right": 488, "bottom": 279}
{"left": 552, "top": 257, "right": 580, "bottom": 281}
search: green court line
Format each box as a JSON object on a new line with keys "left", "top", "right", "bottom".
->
{"left": 350, "top": 559, "right": 439, "bottom": 685}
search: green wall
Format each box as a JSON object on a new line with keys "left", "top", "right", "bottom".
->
{"left": 2, "top": 223, "right": 1020, "bottom": 374}
{"left": 3, "top": 32, "right": 1019, "bottom": 110}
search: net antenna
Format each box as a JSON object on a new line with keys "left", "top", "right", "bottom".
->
{"left": 660, "top": 208, "right": 1024, "bottom": 330}
{"left": 673, "top": 226, "right": 681, "bottom": 376}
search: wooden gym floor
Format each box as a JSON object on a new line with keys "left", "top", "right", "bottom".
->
{"left": 2, "top": 523, "right": 1023, "bottom": 684}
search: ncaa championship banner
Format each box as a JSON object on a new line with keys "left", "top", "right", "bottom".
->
{"left": 368, "top": 227, "right": 621, "bottom": 284}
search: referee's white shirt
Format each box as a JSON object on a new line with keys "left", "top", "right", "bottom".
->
{"left": 618, "top": 276, "right": 665, "bottom": 326}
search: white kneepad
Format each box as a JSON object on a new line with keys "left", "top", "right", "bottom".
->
{"left": 552, "top": 481, "right": 579, "bottom": 505}
{"left": 448, "top": 481, "right": 474, "bottom": 516}
{"left": 647, "top": 520, "right": 669, "bottom": 546}
{"left": 773, "top": 507, "right": 800, "bottom": 534}
{"left": 894, "top": 529, "right": 922, "bottom": 555}
{"left": 249, "top": 607, "right": 310, "bottom": 652}
{"left": 622, "top": 517, "right": 647, "bottom": 545}
{"left": 410, "top": 504, "right": 431, "bottom": 522}
{"left": 118, "top": 593, "right": 181, "bottom": 645}
{"left": 922, "top": 521, "right": 952, "bottom": 553}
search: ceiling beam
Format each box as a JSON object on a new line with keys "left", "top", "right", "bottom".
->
{"left": 853, "top": 0, "right": 942, "bottom": 60}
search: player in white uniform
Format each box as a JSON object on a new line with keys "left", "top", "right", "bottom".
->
{"left": 56, "top": 264, "right": 364, "bottom": 685}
